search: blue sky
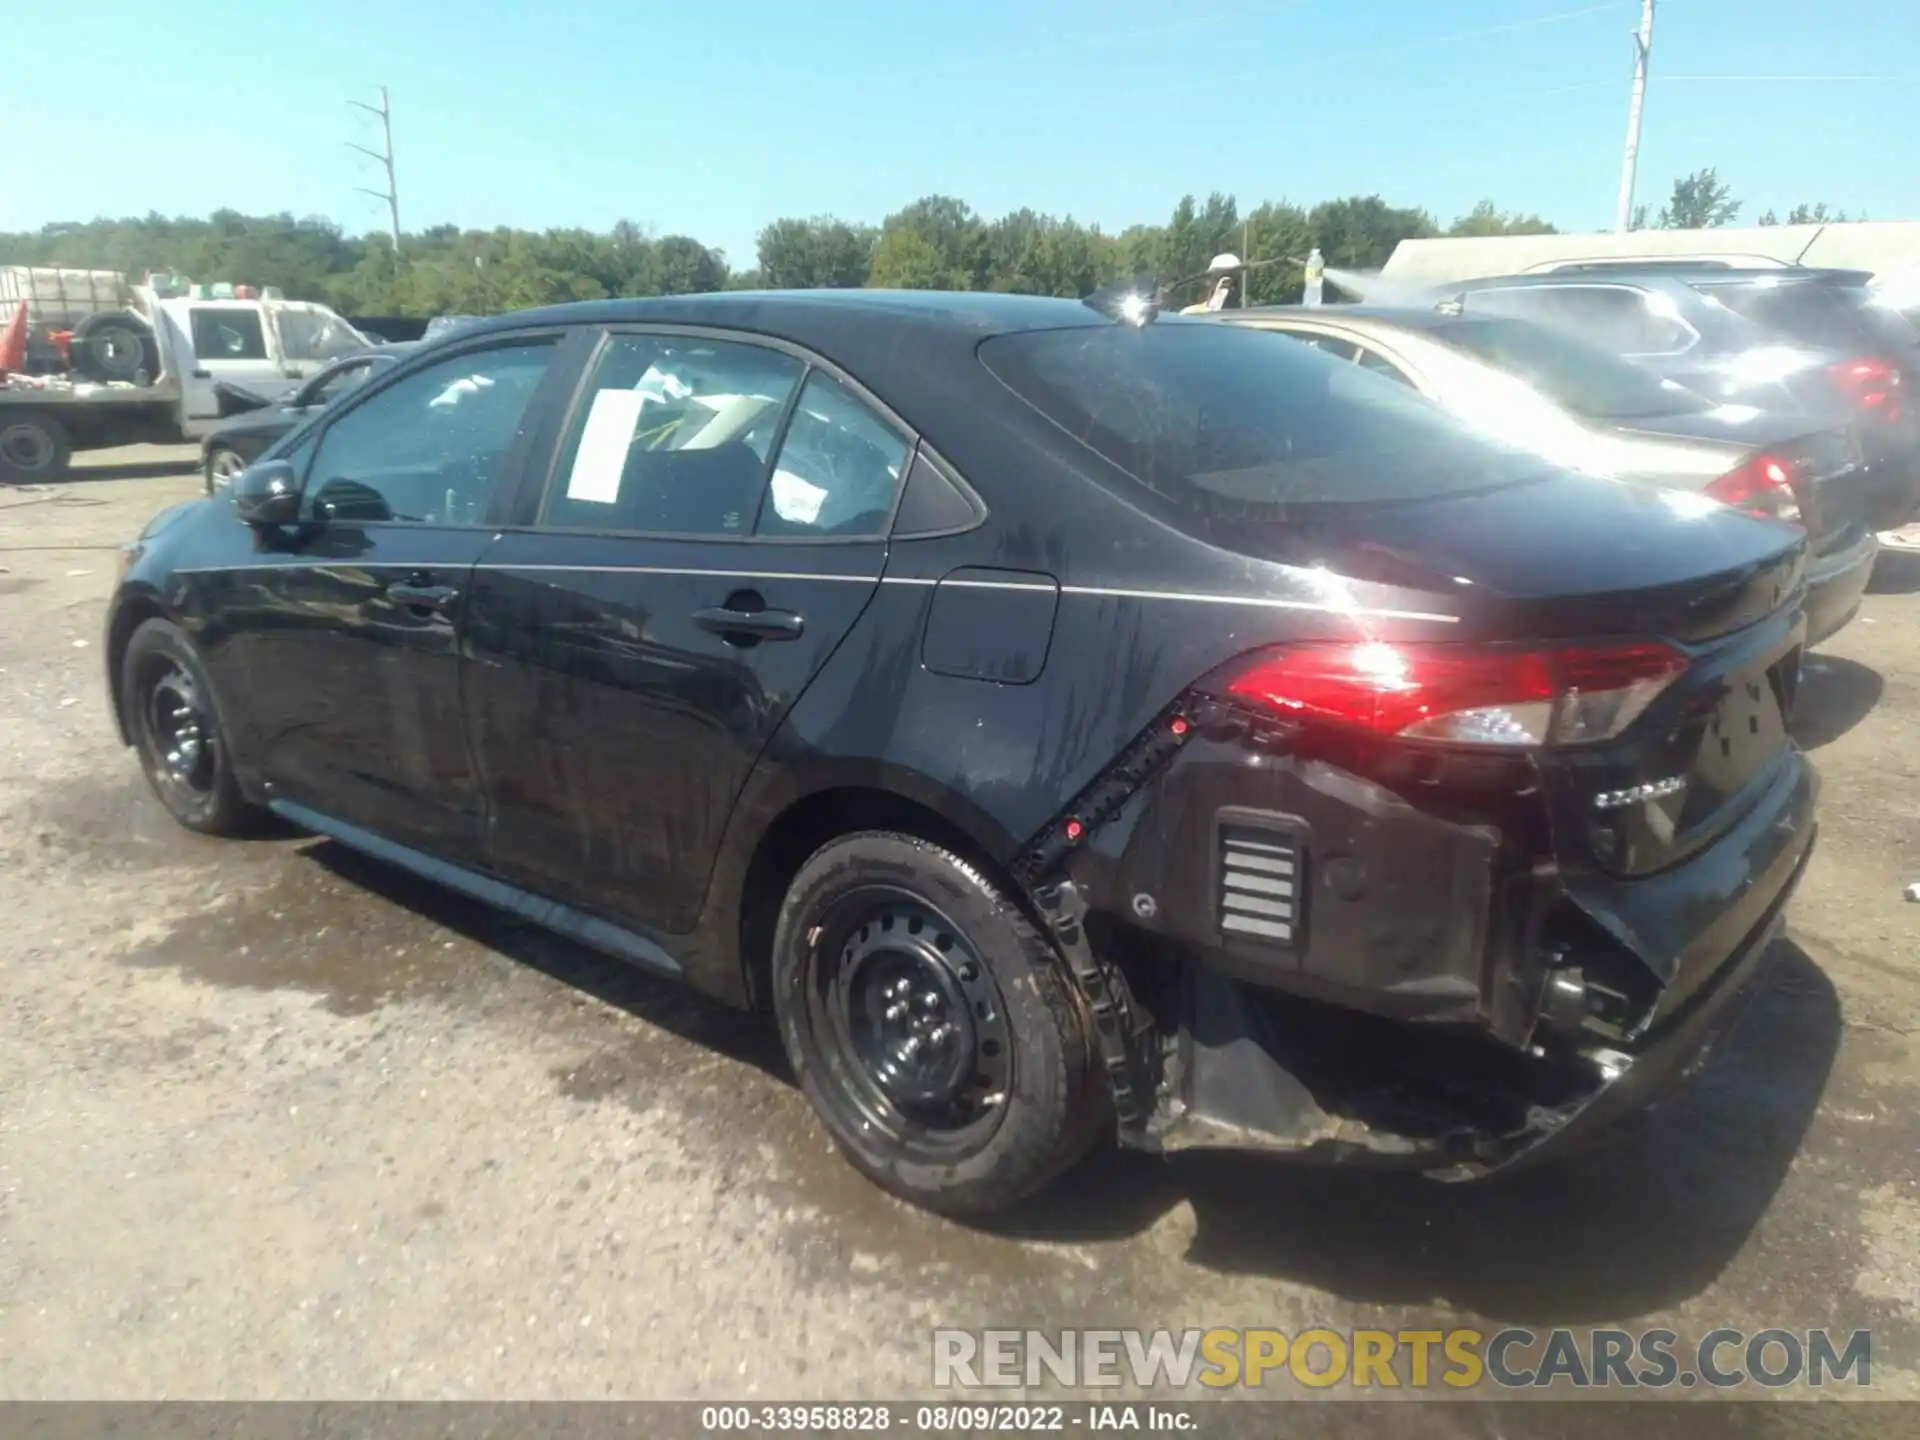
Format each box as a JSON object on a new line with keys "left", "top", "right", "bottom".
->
{"left": 2, "top": 0, "right": 1912, "bottom": 266}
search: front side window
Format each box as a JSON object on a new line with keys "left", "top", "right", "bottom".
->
{"left": 302, "top": 340, "right": 556, "bottom": 525}
{"left": 1461, "top": 285, "right": 1694, "bottom": 355}
{"left": 190, "top": 307, "right": 267, "bottom": 361}
{"left": 304, "top": 359, "right": 378, "bottom": 407}
{"left": 546, "top": 334, "right": 804, "bottom": 536}
{"left": 756, "top": 372, "right": 910, "bottom": 538}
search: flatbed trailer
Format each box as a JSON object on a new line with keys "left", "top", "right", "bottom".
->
{"left": 1, "top": 278, "right": 371, "bottom": 484}
{"left": 0, "top": 377, "right": 189, "bottom": 481}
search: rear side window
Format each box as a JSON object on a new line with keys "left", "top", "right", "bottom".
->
{"left": 979, "top": 322, "right": 1546, "bottom": 511}
{"left": 1697, "top": 280, "right": 1920, "bottom": 356}
{"left": 756, "top": 372, "right": 910, "bottom": 539}
{"left": 1460, "top": 285, "right": 1694, "bottom": 355}
{"left": 1432, "top": 315, "right": 1708, "bottom": 420}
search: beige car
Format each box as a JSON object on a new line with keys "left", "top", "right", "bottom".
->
{"left": 1216, "top": 305, "right": 1881, "bottom": 645}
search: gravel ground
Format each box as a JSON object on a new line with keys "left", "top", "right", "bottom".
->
{"left": 2, "top": 446, "right": 1918, "bottom": 1413}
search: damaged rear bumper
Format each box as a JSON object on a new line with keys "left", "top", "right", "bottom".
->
{"left": 1054, "top": 710, "right": 1819, "bottom": 1177}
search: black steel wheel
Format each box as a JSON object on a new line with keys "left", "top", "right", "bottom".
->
{"left": 772, "top": 831, "right": 1107, "bottom": 1215}
{"left": 120, "top": 617, "right": 256, "bottom": 835}
{"left": 812, "top": 890, "right": 1015, "bottom": 1154}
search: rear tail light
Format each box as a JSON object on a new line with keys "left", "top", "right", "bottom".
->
{"left": 1705, "top": 452, "right": 1803, "bottom": 526}
{"left": 1830, "top": 356, "right": 1903, "bottom": 420}
{"left": 1223, "top": 640, "right": 1687, "bottom": 749}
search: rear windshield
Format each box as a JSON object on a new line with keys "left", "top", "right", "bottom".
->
{"left": 1430, "top": 315, "right": 1709, "bottom": 421}
{"left": 1697, "top": 279, "right": 1920, "bottom": 356}
{"left": 979, "top": 321, "right": 1547, "bottom": 511}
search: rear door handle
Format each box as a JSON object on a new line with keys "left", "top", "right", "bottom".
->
{"left": 692, "top": 605, "right": 804, "bottom": 643}
{"left": 385, "top": 579, "right": 461, "bottom": 614}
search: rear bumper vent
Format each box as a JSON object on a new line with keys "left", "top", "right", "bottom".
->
{"left": 1217, "top": 814, "right": 1303, "bottom": 947}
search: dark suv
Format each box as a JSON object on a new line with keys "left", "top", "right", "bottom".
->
{"left": 1421, "top": 265, "right": 1920, "bottom": 529}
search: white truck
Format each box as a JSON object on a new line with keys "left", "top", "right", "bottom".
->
{"left": 0, "top": 269, "right": 373, "bottom": 483}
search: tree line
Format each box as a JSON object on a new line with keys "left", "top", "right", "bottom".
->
{"left": 0, "top": 170, "right": 1850, "bottom": 319}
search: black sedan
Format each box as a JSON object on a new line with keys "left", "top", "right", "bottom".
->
{"left": 107, "top": 291, "right": 1817, "bottom": 1214}
{"left": 200, "top": 346, "right": 414, "bottom": 492}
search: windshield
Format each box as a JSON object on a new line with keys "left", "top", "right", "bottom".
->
{"left": 979, "top": 321, "right": 1548, "bottom": 513}
{"left": 1430, "top": 315, "right": 1709, "bottom": 420}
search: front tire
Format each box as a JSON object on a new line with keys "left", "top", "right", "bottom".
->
{"left": 120, "top": 618, "right": 256, "bottom": 835}
{"left": 204, "top": 444, "right": 247, "bottom": 493}
{"left": 771, "top": 832, "right": 1107, "bottom": 1215}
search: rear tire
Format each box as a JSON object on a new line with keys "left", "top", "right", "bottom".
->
{"left": 0, "top": 410, "right": 71, "bottom": 484}
{"left": 771, "top": 831, "right": 1108, "bottom": 1216}
{"left": 72, "top": 312, "right": 157, "bottom": 385}
{"left": 120, "top": 618, "right": 257, "bottom": 836}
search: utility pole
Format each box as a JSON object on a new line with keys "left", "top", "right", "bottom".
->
{"left": 348, "top": 86, "right": 400, "bottom": 256}
{"left": 1614, "top": 0, "right": 1655, "bottom": 232}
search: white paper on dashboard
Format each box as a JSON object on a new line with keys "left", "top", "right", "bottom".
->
{"left": 565, "top": 389, "right": 649, "bottom": 503}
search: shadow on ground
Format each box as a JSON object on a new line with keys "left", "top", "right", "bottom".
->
{"left": 301, "top": 839, "right": 789, "bottom": 1079}
{"left": 1791, "top": 654, "right": 1885, "bottom": 749}
{"left": 62, "top": 458, "right": 201, "bottom": 484}
{"left": 989, "top": 941, "right": 1840, "bottom": 1323}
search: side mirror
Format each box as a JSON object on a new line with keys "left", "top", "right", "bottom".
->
{"left": 232, "top": 460, "right": 302, "bottom": 526}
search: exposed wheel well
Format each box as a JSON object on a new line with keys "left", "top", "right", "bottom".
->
{"left": 105, "top": 596, "right": 167, "bottom": 744}
{"left": 738, "top": 786, "right": 1011, "bottom": 1010}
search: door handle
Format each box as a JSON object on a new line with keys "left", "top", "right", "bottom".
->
{"left": 191, "top": 368, "right": 211, "bottom": 379}
{"left": 385, "top": 579, "right": 461, "bottom": 615}
{"left": 692, "top": 605, "right": 804, "bottom": 643}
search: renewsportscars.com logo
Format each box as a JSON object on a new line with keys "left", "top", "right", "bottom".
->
{"left": 933, "top": 1327, "right": 1873, "bottom": 1392}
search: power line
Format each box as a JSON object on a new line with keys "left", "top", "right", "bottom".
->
{"left": 1662, "top": 73, "right": 1909, "bottom": 81}
{"left": 347, "top": 86, "right": 400, "bottom": 256}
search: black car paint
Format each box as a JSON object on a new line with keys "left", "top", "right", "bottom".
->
{"left": 108, "top": 292, "right": 1818, "bottom": 1176}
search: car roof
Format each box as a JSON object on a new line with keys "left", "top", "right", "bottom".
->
{"left": 456, "top": 289, "right": 1110, "bottom": 352}
{"left": 1433, "top": 265, "right": 1875, "bottom": 290}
